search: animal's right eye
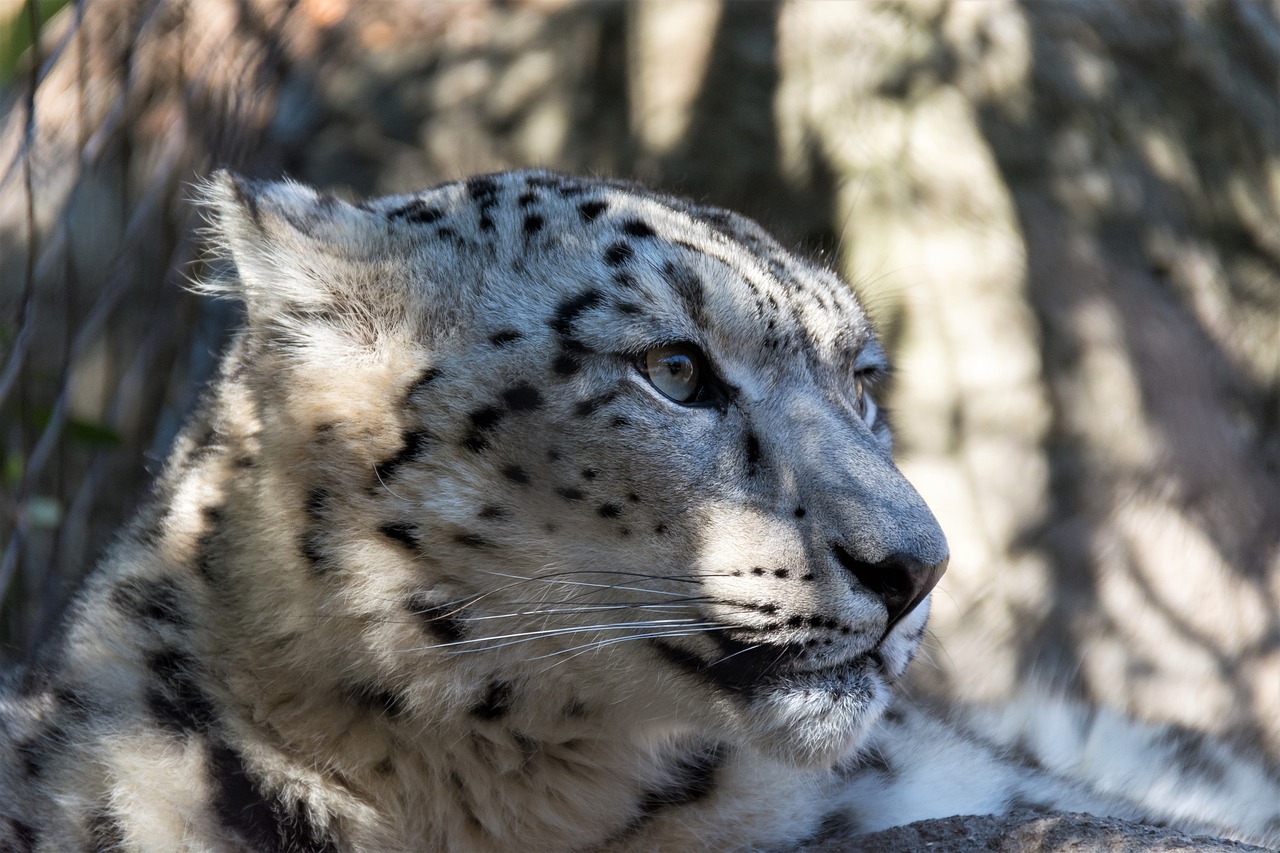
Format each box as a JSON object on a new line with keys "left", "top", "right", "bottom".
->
{"left": 642, "top": 344, "right": 714, "bottom": 405}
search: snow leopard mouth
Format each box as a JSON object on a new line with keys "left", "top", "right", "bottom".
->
{"left": 651, "top": 634, "right": 883, "bottom": 698}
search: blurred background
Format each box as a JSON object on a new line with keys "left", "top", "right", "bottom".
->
{"left": 1, "top": 0, "right": 1277, "bottom": 763}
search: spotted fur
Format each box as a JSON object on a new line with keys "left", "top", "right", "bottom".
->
{"left": 1, "top": 171, "right": 1277, "bottom": 851}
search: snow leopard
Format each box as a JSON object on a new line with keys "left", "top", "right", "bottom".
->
{"left": 1, "top": 170, "right": 1277, "bottom": 851}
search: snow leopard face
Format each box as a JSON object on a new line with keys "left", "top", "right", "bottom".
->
{"left": 208, "top": 170, "right": 948, "bottom": 768}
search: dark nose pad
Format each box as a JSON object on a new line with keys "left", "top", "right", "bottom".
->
{"left": 831, "top": 542, "right": 948, "bottom": 633}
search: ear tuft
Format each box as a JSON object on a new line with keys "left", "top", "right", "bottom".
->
{"left": 194, "top": 171, "right": 391, "bottom": 331}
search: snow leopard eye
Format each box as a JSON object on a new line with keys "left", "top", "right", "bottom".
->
{"left": 854, "top": 373, "right": 879, "bottom": 426}
{"left": 643, "top": 343, "right": 709, "bottom": 404}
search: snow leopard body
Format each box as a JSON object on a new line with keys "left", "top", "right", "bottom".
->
{"left": 1, "top": 171, "right": 1277, "bottom": 851}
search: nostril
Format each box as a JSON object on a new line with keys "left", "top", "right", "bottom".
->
{"left": 830, "top": 542, "right": 947, "bottom": 631}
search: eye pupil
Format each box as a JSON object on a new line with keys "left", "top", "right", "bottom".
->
{"left": 645, "top": 345, "right": 704, "bottom": 403}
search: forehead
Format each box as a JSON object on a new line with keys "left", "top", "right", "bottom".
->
{"left": 373, "top": 172, "right": 878, "bottom": 366}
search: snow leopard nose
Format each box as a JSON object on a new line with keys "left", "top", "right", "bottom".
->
{"left": 831, "top": 542, "right": 948, "bottom": 631}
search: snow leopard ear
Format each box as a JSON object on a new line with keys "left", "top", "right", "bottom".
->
{"left": 199, "top": 171, "right": 399, "bottom": 344}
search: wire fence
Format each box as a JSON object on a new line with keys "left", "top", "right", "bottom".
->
{"left": 0, "top": 0, "right": 311, "bottom": 662}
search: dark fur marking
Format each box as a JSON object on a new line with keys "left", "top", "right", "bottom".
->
{"left": 598, "top": 503, "right": 622, "bottom": 519}
{"left": 501, "top": 383, "right": 543, "bottom": 412}
{"left": 478, "top": 506, "right": 508, "bottom": 520}
{"left": 304, "top": 487, "right": 328, "bottom": 520}
{"left": 388, "top": 199, "right": 444, "bottom": 225}
{"left": 299, "top": 532, "right": 328, "bottom": 572}
{"left": 407, "top": 594, "right": 467, "bottom": 644}
{"left": 87, "top": 806, "right": 126, "bottom": 850}
{"left": 210, "top": 741, "right": 338, "bottom": 853}
{"left": 621, "top": 219, "right": 656, "bottom": 239}
{"left": 450, "top": 771, "right": 484, "bottom": 831}
{"left": 436, "top": 226, "right": 458, "bottom": 241}
{"left": 463, "top": 406, "right": 505, "bottom": 453}
{"left": 344, "top": 682, "right": 409, "bottom": 719}
{"left": 578, "top": 199, "right": 608, "bottom": 222}
{"left": 613, "top": 271, "right": 638, "bottom": 289}
{"left": 518, "top": 190, "right": 538, "bottom": 207}
{"left": 406, "top": 368, "right": 441, "bottom": 399}
{"left": 471, "top": 680, "right": 513, "bottom": 721}
{"left": 502, "top": 465, "right": 531, "bottom": 486}
{"left": 552, "top": 352, "right": 583, "bottom": 376}
{"left": 551, "top": 290, "right": 604, "bottom": 336}
{"left": 466, "top": 175, "right": 499, "bottom": 199}
{"left": 9, "top": 820, "right": 37, "bottom": 853}
{"left": 744, "top": 430, "right": 762, "bottom": 476}
{"left": 573, "top": 391, "right": 617, "bottom": 418}
{"left": 662, "top": 261, "right": 708, "bottom": 327}
{"left": 489, "top": 329, "right": 523, "bottom": 347}
{"left": 557, "top": 487, "right": 584, "bottom": 502}
{"left": 378, "top": 522, "right": 422, "bottom": 551}
{"left": 373, "top": 430, "right": 431, "bottom": 482}
{"left": 110, "top": 576, "right": 189, "bottom": 628}
{"left": 603, "top": 242, "right": 633, "bottom": 267}
{"left": 564, "top": 699, "right": 589, "bottom": 718}
{"left": 610, "top": 416, "right": 630, "bottom": 428}
{"left": 454, "top": 532, "right": 494, "bottom": 549}
{"left": 146, "top": 648, "right": 216, "bottom": 735}
{"left": 634, "top": 742, "right": 727, "bottom": 819}
{"left": 581, "top": 468, "right": 598, "bottom": 480}
{"left": 616, "top": 302, "right": 643, "bottom": 316}
{"left": 523, "top": 214, "right": 544, "bottom": 236}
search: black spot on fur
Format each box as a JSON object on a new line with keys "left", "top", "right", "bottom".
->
{"left": 581, "top": 468, "right": 598, "bottom": 480}
{"left": 610, "top": 416, "right": 630, "bottom": 429}
{"left": 378, "top": 522, "right": 421, "bottom": 550}
{"left": 578, "top": 199, "right": 608, "bottom": 222}
{"left": 629, "top": 744, "right": 725, "bottom": 833}
{"left": 489, "top": 329, "right": 523, "bottom": 347}
{"left": 406, "top": 368, "right": 441, "bottom": 399}
{"left": 146, "top": 648, "right": 216, "bottom": 735}
{"left": 436, "top": 226, "right": 458, "bottom": 242}
{"left": 615, "top": 301, "right": 643, "bottom": 316}
{"left": 298, "top": 532, "right": 328, "bottom": 572}
{"left": 744, "top": 430, "right": 762, "bottom": 476}
{"left": 463, "top": 406, "right": 506, "bottom": 453}
{"left": 478, "top": 505, "right": 507, "bottom": 520}
{"left": 794, "top": 506, "right": 806, "bottom": 518}
{"left": 8, "top": 819, "right": 37, "bottom": 853}
{"left": 388, "top": 199, "right": 444, "bottom": 225}
{"left": 551, "top": 290, "right": 603, "bottom": 336}
{"left": 501, "top": 383, "right": 543, "bottom": 412}
{"left": 87, "top": 806, "right": 126, "bottom": 850}
{"left": 564, "top": 699, "right": 589, "bottom": 718}
{"left": 662, "top": 261, "right": 707, "bottom": 327}
{"left": 450, "top": 771, "right": 484, "bottom": 831}
{"left": 466, "top": 175, "right": 498, "bottom": 200}
{"left": 454, "top": 532, "right": 493, "bottom": 549}
{"left": 557, "top": 487, "right": 584, "bottom": 502}
{"left": 603, "top": 242, "right": 633, "bottom": 267}
{"left": 407, "top": 594, "right": 466, "bottom": 644}
{"left": 621, "top": 219, "right": 655, "bottom": 238}
{"left": 612, "top": 271, "right": 638, "bottom": 289}
{"left": 598, "top": 504, "right": 622, "bottom": 519}
{"left": 502, "top": 465, "right": 531, "bottom": 486}
{"left": 517, "top": 190, "right": 538, "bottom": 207}
{"left": 210, "top": 741, "right": 338, "bottom": 853}
{"left": 304, "top": 487, "right": 328, "bottom": 520}
{"left": 523, "top": 214, "right": 544, "bottom": 236}
{"left": 471, "top": 680, "right": 513, "bottom": 721}
{"left": 553, "top": 352, "right": 583, "bottom": 376}
{"left": 373, "top": 430, "right": 431, "bottom": 483}
{"left": 111, "top": 576, "right": 189, "bottom": 628}
{"left": 573, "top": 391, "right": 617, "bottom": 418}
{"left": 344, "top": 682, "right": 409, "bottom": 719}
